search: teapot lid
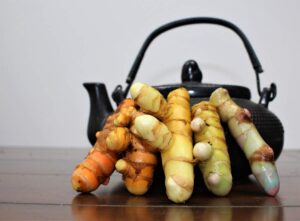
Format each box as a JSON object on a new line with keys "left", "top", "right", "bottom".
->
{"left": 154, "top": 60, "right": 251, "bottom": 100}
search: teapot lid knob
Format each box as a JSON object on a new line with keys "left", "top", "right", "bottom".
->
{"left": 181, "top": 60, "right": 203, "bottom": 82}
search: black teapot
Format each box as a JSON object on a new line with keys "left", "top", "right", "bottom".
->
{"left": 84, "top": 17, "right": 284, "bottom": 178}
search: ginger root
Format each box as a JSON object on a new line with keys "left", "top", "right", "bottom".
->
{"left": 210, "top": 88, "right": 279, "bottom": 196}
{"left": 191, "top": 101, "right": 232, "bottom": 196}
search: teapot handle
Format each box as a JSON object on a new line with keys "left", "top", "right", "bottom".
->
{"left": 113, "top": 17, "right": 275, "bottom": 106}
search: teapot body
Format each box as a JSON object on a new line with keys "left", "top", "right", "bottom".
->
{"left": 84, "top": 83, "right": 113, "bottom": 145}
{"left": 84, "top": 17, "right": 284, "bottom": 178}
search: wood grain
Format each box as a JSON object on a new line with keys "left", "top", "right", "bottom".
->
{"left": 0, "top": 147, "right": 299, "bottom": 221}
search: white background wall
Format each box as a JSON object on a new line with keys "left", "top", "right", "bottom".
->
{"left": 0, "top": 1, "right": 299, "bottom": 149}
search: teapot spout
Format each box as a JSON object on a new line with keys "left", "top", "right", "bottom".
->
{"left": 84, "top": 83, "right": 113, "bottom": 145}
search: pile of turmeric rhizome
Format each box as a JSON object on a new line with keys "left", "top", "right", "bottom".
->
{"left": 71, "top": 83, "right": 280, "bottom": 203}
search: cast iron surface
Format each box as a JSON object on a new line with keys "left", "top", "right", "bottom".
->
{"left": 84, "top": 83, "right": 113, "bottom": 145}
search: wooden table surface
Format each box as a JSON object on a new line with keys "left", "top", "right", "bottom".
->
{"left": 0, "top": 147, "right": 299, "bottom": 221}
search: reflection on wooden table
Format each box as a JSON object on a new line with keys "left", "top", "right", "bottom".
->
{"left": 71, "top": 193, "right": 283, "bottom": 221}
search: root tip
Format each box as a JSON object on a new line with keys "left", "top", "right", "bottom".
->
{"left": 130, "top": 82, "right": 144, "bottom": 99}
{"left": 165, "top": 176, "right": 192, "bottom": 203}
{"left": 207, "top": 173, "right": 220, "bottom": 186}
{"left": 191, "top": 117, "right": 205, "bottom": 132}
{"left": 115, "top": 159, "right": 127, "bottom": 172}
{"left": 193, "top": 142, "right": 212, "bottom": 161}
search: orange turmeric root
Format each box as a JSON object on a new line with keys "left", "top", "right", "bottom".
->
{"left": 115, "top": 134, "right": 158, "bottom": 195}
{"left": 107, "top": 105, "right": 169, "bottom": 195}
{"left": 71, "top": 99, "right": 135, "bottom": 192}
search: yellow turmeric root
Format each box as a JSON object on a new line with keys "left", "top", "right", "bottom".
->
{"left": 210, "top": 88, "right": 280, "bottom": 196}
{"left": 191, "top": 101, "right": 232, "bottom": 196}
{"left": 130, "top": 114, "right": 172, "bottom": 151}
{"left": 130, "top": 83, "right": 194, "bottom": 203}
{"left": 161, "top": 88, "right": 194, "bottom": 203}
{"left": 130, "top": 82, "right": 167, "bottom": 120}
{"left": 71, "top": 99, "right": 134, "bottom": 192}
